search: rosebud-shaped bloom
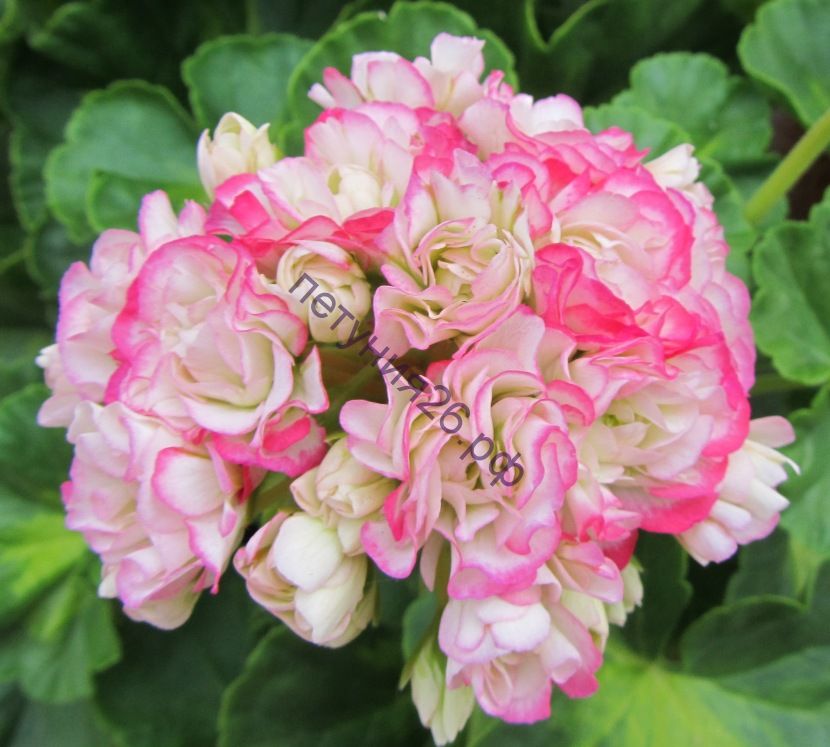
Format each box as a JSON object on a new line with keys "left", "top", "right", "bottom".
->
{"left": 372, "top": 155, "right": 535, "bottom": 354}
{"left": 275, "top": 241, "right": 371, "bottom": 344}
{"left": 679, "top": 417, "right": 797, "bottom": 564}
{"left": 411, "top": 639, "right": 475, "bottom": 746}
{"left": 308, "top": 33, "right": 508, "bottom": 118}
{"left": 344, "top": 309, "right": 580, "bottom": 596}
{"left": 63, "top": 402, "right": 249, "bottom": 629}
{"left": 110, "top": 236, "right": 327, "bottom": 474}
{"left": 38, "top": 192, "right": 205, "bottom": 427}
{"left": 235, "top": 512, "right": 375, "bottom": 646}
{"left": 289, "top": 438, "right": 395, "bottom": 554}
{"left": 197, "top": 113, "right": 277, "bottom": 198}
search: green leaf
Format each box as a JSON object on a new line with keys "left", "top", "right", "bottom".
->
{"left": 96, "top": 575, "right": 258, "bottom": 747}
{"left": 7, "top": 61, "right": 86, "bottom": 232}
{"left": 698, "top": 157, "right": 756, "bottom": 281}
{"left": 218, "top": 626, "right": 423, "bottom": 747}
{"left": 472, "top": 567, "right": 830, "bottom": 746}
{"left": 621, "top": 534, "right": 691, "bottom": 658}
{"left": 25, "top": 219, "right": 87, "bottom": 298}
{"left": 775, "top": 386, "right": 830, "bottom": 589}
{"left": 284, "top": 1, "right": 517, "bottom": 141}
{"left": 0, "top": 328, "right": 51, "bottom": 400}
{"left": 611, "top": 53, "right": 772, "bottom": 168}
{"left": 0, "top": 264, "right": 48, "bottom": 327}
{"left": 739, "top": 0, "right": 830, "bottom": 127}
{"left": 751, "top": 191, "right": 830, "bottom": 386}
{"left": 0, "top": 385, "right": 121, "bottom": 702}
{"left": 401, "top": 593, "right": 437, "bottom": 660}
{"left": 183, "top": 33, "right": 313, "bottom": 131}
{"left": 45, "top": 81, "right": 203, "bottom": 244}
{"left": 13, "top": 574, "right": 120, "bottom": 703}
{"left": 245, "top": 0, "right": 363, "bottom": 38}
{"left": 0, "top": 385, "right": 70, "bottom": 508}
{"left": 0, "top": 514, "right": 85, "bottom": 622}
{"left": 6, "top": 697, "right": 122, "bottom": 747}
{"left": 584, "top": 102, "right": 689, "bottom": 156}
{"left": 519, "top": 0, "right": 704, "bottom": 103}
{"left": 28, "top": 0, "right": 246, "bottom": 92}
{"left": 726, "top": 528, "right": 800, "bottom": 602}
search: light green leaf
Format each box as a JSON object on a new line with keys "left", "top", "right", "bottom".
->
{"left": 13, "top": 574, "right": 120, "bottom": 703}
{"left": 584, "top": 102, "right": 689, "bottom": 156}
{"left": 471, "top": 572, "right": 830, "bottom": 746}
{"left": 183, "top": 33, "right": 313, "bottom": 131}
{"left": 751, "top": 191, "right": 830, "bottom": 385}
{"left": 739, "top": 0, "right": 830, "bottom": 127}
{"left": 45, "top": 81, "right": 203, "bottom": 244}
{"left": 0, "top": 385, "right": 121, "bottom": 702}
{"left": 0, "top": 514, "right": 86, "bottom": 623}
{"left": 284, "top": 1, "right": 516, "bottom": 147}
{"left": 612, "top": 53, "right": 772, "bottom": 168}
{"left": 217, "top": 626, "right": 422, "bottom": 747}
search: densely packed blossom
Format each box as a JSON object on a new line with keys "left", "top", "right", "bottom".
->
{"left": 39, "top": 32, "right": 796, "bottom": 743}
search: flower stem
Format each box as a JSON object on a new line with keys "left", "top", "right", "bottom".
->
{"left": 745, "top": 106, "right": 830, "bottom": 226}
{"left": 0, "top": 248, "right": 26, "bottom": 276}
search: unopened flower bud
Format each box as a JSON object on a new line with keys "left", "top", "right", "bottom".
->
{"left": 197, "top": 112, "right": 277, "bottom": 197}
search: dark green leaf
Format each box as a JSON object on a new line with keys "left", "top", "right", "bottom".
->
{"left": 0, "top": 328, "right": 51, "bottom": 400}
{"left": 621, "top": 533, "right": 691, "bottom": 658}
{"left": 6, "top": 697, "right": 122, "bottom": 747}
{"left": 96, "top": 575, "right": 257, "bottom": 747}
{"left": 218, "top": 625, "right": 422, "bottom": 747}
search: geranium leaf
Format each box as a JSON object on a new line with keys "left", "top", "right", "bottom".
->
{"left": 95, "top": 575, "right": 258, "bottom": 747}
{"left": 44, "top": 81, "right": 203, "bottom": 244}
{"left": 217, "top": 625, "right": 423, "bottom": 747}
{"left": 751, "top": 191, "right": 830, "bottom": 386}
{"left": 739, "top": 0, "right": 830, "bottom": 127}
{"left": 183, "top": 33, "right": 313, "bottom": 132}
{"left": 611, "top": 53, "right": 772, "bottom": 168}
{"left": 0, "top": 385, "right": 121, "bottom": 702}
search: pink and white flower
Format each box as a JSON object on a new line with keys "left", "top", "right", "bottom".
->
{"left": 109, "top": 235, "right": 328, "bottom": 474}
{"left": 38, "top": 192, "right": 206, "bottom": 427}
{"left": 63, "top": 401, "right": 250, "bottom": 628}
{"left": 679, "top": 417, "right": 797, "bottom": 564}
{"left": 235, "top": 511, "right": 375, "bottom": 646}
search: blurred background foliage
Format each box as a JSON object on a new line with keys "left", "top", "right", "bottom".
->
{"left": 0, "top": 0, "right": 829, "bottom": 744}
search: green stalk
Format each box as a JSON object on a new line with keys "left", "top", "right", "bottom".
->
{"left": 0, "top": 248, "right": 26, "bottom": 276}
{"left": 745, "top": 106, "right": 830, "bottom": 226}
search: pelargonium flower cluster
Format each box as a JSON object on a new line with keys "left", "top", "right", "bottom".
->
{"left": 39, "top": 33, "right": 796, "bottom": 742}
